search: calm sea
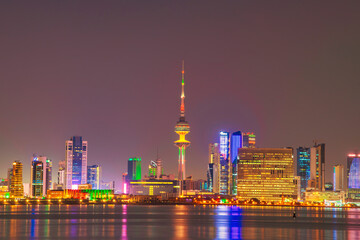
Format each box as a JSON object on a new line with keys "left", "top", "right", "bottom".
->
{"left": 0, "top": 204, "right": 359, "bottom": 239}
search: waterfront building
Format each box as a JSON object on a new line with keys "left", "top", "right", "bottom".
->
{"left": 7, "top": 168, "right": 13, "bottom": 192}
{"left": 296, "top": 147, "right": 311, "bottom": 194}
{"left": 11, "top": 161, "right": 23, "bottom": 198}
{"left": 128, "top": 157, "right": 141, "bottom": 181}
{"left": 129, "top": 179, "right": 178, "bottom": 196}
{"left": 45, "top": 158, "right": 52, "bottom": 191}
{"left": 30, "top": 155, "right": 46, "bottom": 197}
{"left": 207, "top": 143, "right": 220, "bottom": 193}
{"left": 237, "top": 148, "right": 297, "bottom": 202}
{"left": 87, "top": 165, "right": 101, "bottom": 189}
{"left": 219, "top": 131, "right": 230, "bottom": 195}
{"left": 174, "top": 62, "right": 190, "bottom": 196}
{"left": 305, "top": 190, "right": 345, "bottom": 204}
{"left": 65, "top": 136, "right": 88, "bottom": 189}
{"left": 230, "top": 131, "right": 242, "bottom": 195}
{"left": 334, "top": 164, "right": 344, "bottom": 191}
{"left": 58, "top": 160, "right": 66, "bottom": 186}
{"left": 242, "top": 132, "right": 256, "bottom": 148}
{"left": 122, "top": 172, "right": 128, "bottom": 194}
{"left": 347, "top": 153, "right": 360, "bottom": 202}
{"left": 309, "top": 143, "right": 325, "bottom": 191}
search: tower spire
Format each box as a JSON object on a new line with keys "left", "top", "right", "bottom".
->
{"left": 180, "top": 60, "right": 185, "bottom": 120}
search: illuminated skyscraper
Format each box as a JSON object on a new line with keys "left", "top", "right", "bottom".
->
{"left": 87, "top": 165, "right": 102, "bottom": 189}
{"left": 45, "top": 158, "right": 52, "bottom": 191}
{"left": 65, "top": 136, "right": 88, "bottom": 189}
{"left": 207, "top": 143, "right": 220, "bottom": 193}
{"left": 309, "top": 143, "right": 325, "bottom": 191}
{"left": 58, "top": 160, "right": 66, "bottom": 185}
{"left": 219, "top": 131, "right": 230, "bottom": 195}
{"left": 296, "top": 147, "right": 311, "bottom": 193}
{"left": 128, "top": 157, "right": 142, "bottom": 181}
{"left": 242, "top": 132, "right": 256, "bottom": 148}
{"left": 347, "top": 153, "right": 360, "bottom": 202}
{"left": 230, "top": 131, "right": 242, "bottom": 195}
{"left": 237, "top": 148, "right": 297, "bottom": 202}
{"left": 174, "top": 62, "right": 190, "bottom": 195}
{"left": 334, "top": 164, "right": 344, "bottom": 191}
{"left": 30, "top": 155, "right": 46, "bottom": 197}
{"left": 11, "top": 161, "right": 23, "bottom": 198}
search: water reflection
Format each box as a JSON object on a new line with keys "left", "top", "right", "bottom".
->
{"left": 214, "top": 206, "right": 242, "bottom": 239}
{"left": 0, "top": 205, "right": 360, "bottom": 239}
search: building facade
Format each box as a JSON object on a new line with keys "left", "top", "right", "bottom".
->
{"left": 237, "top": 148, "right": 297, "bottom": 202}
{"left": 219, "top": 131, "right": 230, "bottom": 195}
{"left": 65, "top": 136, "right": 88, "bottom": 189}
{"left": 30, "top": 155, "right": 46, "bottom": 197}
{"left": 58, "top": 160, "right": 66, "bottom": 186}
{"left": 230, "top": 131, "right": 242, "bottom": 195}
{"left": 11, "top": 161, "right": 23, "bottom": 198}
{"left": 334, "top": 164, "right": 344, "bottom": 191}
{"left": 87, "top": 165, "right": 102, "bottom": 189}
{"left": 309, "top": 143, "right": 325, "bottom": 191}
{"left": 347, "top": 153, "right": 360, "bottom": 202}
{"left": 242, "top": 132, "right": 256, "bottom": 148}
{"left": 296, "top": 147, "right": 311, "bottom": 193}
{"left": 129, "top": 180, "right": 178, "bottom": 196}
{"left": 207, "top": 143, "right": 220, "bottom": 193}
{"left": 128, "top": 157, "right": 142, "bottom": 181}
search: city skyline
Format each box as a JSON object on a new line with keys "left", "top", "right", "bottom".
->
{"left": 1, "top": 1, "right": 360, "bottom": 189}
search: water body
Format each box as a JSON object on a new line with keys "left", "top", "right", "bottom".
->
{"left": 0, "top": 205, "right": 359, "bottom": 239}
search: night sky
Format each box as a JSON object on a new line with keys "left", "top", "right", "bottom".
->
{"left": 1, "top": 1, "right": 360, "bottom": 189}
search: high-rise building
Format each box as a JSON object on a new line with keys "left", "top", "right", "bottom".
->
{"left": 237, "top": 148, "right": 297, "bottom": 202}
{"left": 155, "top": 157, "right": 163, "bottom": 179}
{"left": 148, "top": 161, "right": 157, "bottom": 178}
{"left": 207, "top": 143, "right": 220, "bottom": 193}
{"left": 30, "top": 155, "right": 46, "bottom": 197}
{"left": 122, "top": 172, "right": 128, "bottom": 194}
{"left": 45, "top": 158, "right": 52, "bottom": 191}
{"left": 65, "top": 136, "right": 88, "bottom": 189}
{"left": 334, "top": 164, "right": 344, "bottom": 191}
{"left": 11, "top": 161, "right": 23, "bottom": 198}
{"left": 128, "top": 157, "right": 142, "bottom": 181}
{"left": 7, "top": 168, "right": 13, "bottom": 192}
{"left": 230, "top": 131, "right": 242, "bottom": 195}
{"left": 309, "top": 143, "right": 325, "bottom": 191}
{"left": 174, "top": 62, "right": 190, "bottom": 196}
{"left": 296, "top": 147, "right": 311, "bottom": 193}
{"left": 58, "top": 160, "right": 66, "bottom": 185}
{"left": 219, "top": 131, "right": 230, "bottom": 195}
{"left": 346, "top": 153, "right": 360, "bottom": 202}
{"left": 87, "top": 165, "right": 101, "bottom": 189}
{"left": 242, "top": 132, "right": 256, "bottom": 148}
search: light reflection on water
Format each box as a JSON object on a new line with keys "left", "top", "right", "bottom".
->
{"left": 0, "top": 205, "right": 359, "bottom": 239}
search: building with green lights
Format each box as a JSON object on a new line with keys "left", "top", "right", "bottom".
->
{"left": 128, "top": 157, "right": 142, "bottom": 181}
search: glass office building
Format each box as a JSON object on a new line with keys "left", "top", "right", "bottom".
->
{"left": 296, "top": 147, "right": 311, "bottom": 193}
{"left": 237, "top": 148, "right": 297, "bottom": 202}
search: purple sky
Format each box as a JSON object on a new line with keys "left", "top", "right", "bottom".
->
{"left": 1, "top": 1, "right": 360, "bottom": 189}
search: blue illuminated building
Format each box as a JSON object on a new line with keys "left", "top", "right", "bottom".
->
{"left": 296, "top": 147, "right": 311, "bottom": 193}
{"left": 219, "top": 131, "right": 230, "bottom": 195}
{"left": 231, "top": 131, "right": 242, "bottom": 195}
{"left": 87, "top": 165, "right": 101, "bottom": 189}
{"left": 347, "top": 154, "right": 360, "bottom": 202}
{"left": 65, "top": 136, "right": 88, "bottom": 189}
